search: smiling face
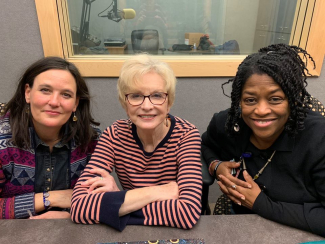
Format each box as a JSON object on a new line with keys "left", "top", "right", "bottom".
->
{"left": 240, "top": 73, "right": 290, "bottom": 149}
{"left": 125, "top": 72, "right": 170, "bottom": 134}
{"left": 25, "top": 69, "right": 79, "bottom": 137}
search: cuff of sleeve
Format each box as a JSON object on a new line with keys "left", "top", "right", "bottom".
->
{"left": 99, "top": 190, "right": 130, "bottom": 231}
{"left": 252, "top": 192, "right": 270, "bottom": 218}
{"left": 14, "top": 193, "right": 35, "bottom": 219}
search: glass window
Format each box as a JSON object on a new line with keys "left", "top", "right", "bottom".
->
{"left": 66, "top": 0, "right": 297, "bottom": 56}
{"left": 35, "top": 0, "right": 325, "bottom": 77}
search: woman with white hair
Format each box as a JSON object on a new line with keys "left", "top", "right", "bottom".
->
{"left": 71, "top": 54, "right": 202, "bottom": 231}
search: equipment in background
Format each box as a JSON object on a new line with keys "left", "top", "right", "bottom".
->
{"left": 79, "top": 0, "right": 136, "bottom": 48}
{"left": 104, "top": 38, "right": 126, "bottom": 47}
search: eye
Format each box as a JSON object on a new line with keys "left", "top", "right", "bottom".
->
{"left": 129, "top": 93, "right": 142, "bottom": 99}
{"left": 62, "top": 93, "right": 72, "bottom": 98}
{"left": 150, "top": 92, "right": 164, "bottom": 98}
{"left": 269, "top": 97, "right": 284, "bottom": 104}
{"left": 40, "top": 88, "right": 50, "bottom": 93}
{"left": 243, "top": 98, "right": 256, "bottom": 105}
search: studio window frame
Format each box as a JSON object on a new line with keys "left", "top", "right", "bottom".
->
{"left": 35, "top": 0, "right": 325, "bottom": 77}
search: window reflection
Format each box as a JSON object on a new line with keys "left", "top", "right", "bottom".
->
{"left": 67, "top": 0, "right": 297, "bottom": 56}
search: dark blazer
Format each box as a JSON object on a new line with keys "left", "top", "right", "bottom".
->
{"left": 202, "top": 109, "right": 325, "bottom": 237}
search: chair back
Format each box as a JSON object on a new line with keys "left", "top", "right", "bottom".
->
{"left": 131, "top": 29, "right": 159, "bottom": 55}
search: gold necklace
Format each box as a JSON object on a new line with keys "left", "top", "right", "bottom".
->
{"left": 242, "top": 150, "right": 276, "bottom": 180}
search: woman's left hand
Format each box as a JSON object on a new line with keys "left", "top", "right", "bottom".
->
{"left": 81, "top": 168, "right": 120, "bottom": 194}
{"left": 218, "top": 170, "right": 261, "bottom": 209}
{"left": 29, "top": 211, "right": 70, "bottom": 219}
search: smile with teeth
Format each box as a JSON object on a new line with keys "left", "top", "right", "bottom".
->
{"left": 139, "top": 115, "right": 155, "bottom": 118}
{"left": 252, "top": 119, "right": 275, "bottom": 127}
{"left": 256, "top": 120, "right": 272, "bottom": 124}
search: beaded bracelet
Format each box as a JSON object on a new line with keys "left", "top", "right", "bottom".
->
{"left": 213, "top": 160, "right": 223, "bottom": 179}
{"left": 43, "top": 191, "right": 50, "bottom": 210}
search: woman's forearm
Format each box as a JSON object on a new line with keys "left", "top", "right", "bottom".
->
{"left": 119, "top": 182, "right": 178, "bottom": 216}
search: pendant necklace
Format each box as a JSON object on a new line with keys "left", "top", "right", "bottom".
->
{"left": 242, "top": 150, "right": 276, "bottom": 180}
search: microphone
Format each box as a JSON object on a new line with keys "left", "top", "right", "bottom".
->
{"left": 121, "top": 9, "right": 136, "bottom": 19}
{"left": 102, "top": 8, "right": 136, "bottom": 22}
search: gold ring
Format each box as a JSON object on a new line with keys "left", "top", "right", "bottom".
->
{"left": 231, "top": 185, "right": 236, "bottom": 190}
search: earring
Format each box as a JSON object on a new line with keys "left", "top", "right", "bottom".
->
{"left": 128, "top": 119, "right": 132, "bottom": 130}
{"left": 234, "top": 123, "right": 240, "bottom": 132}
{"left": 165, "top": 115, "right": 169, "bottom": 127}
{"left": 26, "top": 104, "right": 30, "bottom": 114}
{"left": 73, "top": 112, "right": 78, "bottom": 122}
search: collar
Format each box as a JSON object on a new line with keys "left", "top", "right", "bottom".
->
{"left": 30, "top": 126, "right": 70, "bottom": 149}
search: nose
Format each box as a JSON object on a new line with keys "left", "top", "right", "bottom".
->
{"left": 254, "top": 100, "right": 271, "bottom": 116}
{"left": 140, "top": 96, "right": 154, "bottom": 110}
{"left": 48, "top": 93, "right": 60, "bottom": 107}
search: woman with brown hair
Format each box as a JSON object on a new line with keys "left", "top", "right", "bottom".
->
{"left": 0, "top": 56, "right": 100, "bottom": 219}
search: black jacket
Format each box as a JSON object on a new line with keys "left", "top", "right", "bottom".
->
{"left": 202, "top": 109, "right": 325, "bottom": 237}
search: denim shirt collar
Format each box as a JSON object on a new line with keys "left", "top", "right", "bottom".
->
{"left": 29, "top": 124, "right": 70, "bottom": 149}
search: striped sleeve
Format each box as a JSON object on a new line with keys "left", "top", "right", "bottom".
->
{"left": 141, "top": 128, "right": 202, "bottom": 229}
{"left": 70, "top": 126, "right": 128, "bottom": 229}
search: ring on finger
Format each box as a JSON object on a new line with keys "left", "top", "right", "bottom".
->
{"left": 231, "top": 184, "right": 236, "bottom": 190}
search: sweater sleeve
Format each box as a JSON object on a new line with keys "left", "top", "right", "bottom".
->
{"left": 253, "top": 157, "right": 325, "bottom": 237}
{"left": 71, "top": 127, "right": 131, "bottom": 231}
{"left": 140, "top": 128, "right": 202, "bottom": 229}
{"left": 201, "top": 111, "right": 234, "bottom": 166}
{"left": 0, "top": 160, "right": 35, "bottom": 219}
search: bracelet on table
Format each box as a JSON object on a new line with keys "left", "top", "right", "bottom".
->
{"left": 43, "top": 191, "right": 51, "bottom": 210}
{"left": 213, "top": 160, "right": 223, "bottom": 179}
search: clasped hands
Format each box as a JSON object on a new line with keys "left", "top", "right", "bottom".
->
{"left": 81, "top": 168, "right": 120, "bottom": 194}
{"left": 216, "top": 161, "right": 261, "bottom": 210}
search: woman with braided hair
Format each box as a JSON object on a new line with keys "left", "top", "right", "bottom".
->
{"left": 202, "top": 43, "right": 325, "bottom": 236}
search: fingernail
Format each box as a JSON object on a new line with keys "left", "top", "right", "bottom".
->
{"left": 248, "top": 184, "right": 252, "bottom": 189}
{"left": 237, "top": 202, "right": 241, "bottom": 205}
{"left": 243, "top": 170, "right": 248, "bottom": 175}
{"left": 241, "top": 196, "right": 245, "bottom": 200}
{"left": 218, "top": 175, "right": 222, "bottom": 179}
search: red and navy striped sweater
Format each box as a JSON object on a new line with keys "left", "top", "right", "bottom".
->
{"left": 71, "top": 115, "right": 202, "bottom": 231}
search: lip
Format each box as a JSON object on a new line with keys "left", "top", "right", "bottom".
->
{"left": 44, "top": 110, "right": 61, "bottom": 115}
{"left": 251, "top": 118, "right": 276, "bottom": 128}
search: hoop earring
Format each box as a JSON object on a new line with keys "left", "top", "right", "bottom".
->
{"left": 234, "top": 123, "right": 240, "bottom": 132}
{"left": 72, "top": 112, "right": 78, "bottom": 122}
{"left": 165, "top": 114, "right": 169, "bottom": 127}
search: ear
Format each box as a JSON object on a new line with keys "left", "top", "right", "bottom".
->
{"left": 25, "top": 84, "right": 31, "bottom": 103}
{"left": 72, "top": 97, "right": 79, "bottom": 112}
{"left": 167, "top": 103, "right": 171, "bottom": 114}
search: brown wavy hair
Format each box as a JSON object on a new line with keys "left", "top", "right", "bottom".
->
{"left": 4, "top": 56, "right": 100, "bottom": 151}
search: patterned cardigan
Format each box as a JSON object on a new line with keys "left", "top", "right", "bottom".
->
{"left": 0, "top": 113, "right": 100, "bottom": 219}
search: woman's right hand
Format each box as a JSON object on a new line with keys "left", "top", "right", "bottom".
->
{"left": 81, "top": 168, "right": 120, "bottom": 194}
{"left": 216, "top": 161, "right": 252, "bottom": 189}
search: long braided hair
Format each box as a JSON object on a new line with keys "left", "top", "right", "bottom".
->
{"left": 222, "top": 43, "right": 315, "bottom": 136}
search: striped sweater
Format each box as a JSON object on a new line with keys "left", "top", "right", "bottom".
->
{"left": 71, "top": 115, "right": 202, "bottom": 231}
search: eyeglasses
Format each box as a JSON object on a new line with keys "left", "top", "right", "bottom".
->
{"left": 125, "top": 92, "right": 168, "bottom": 106}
